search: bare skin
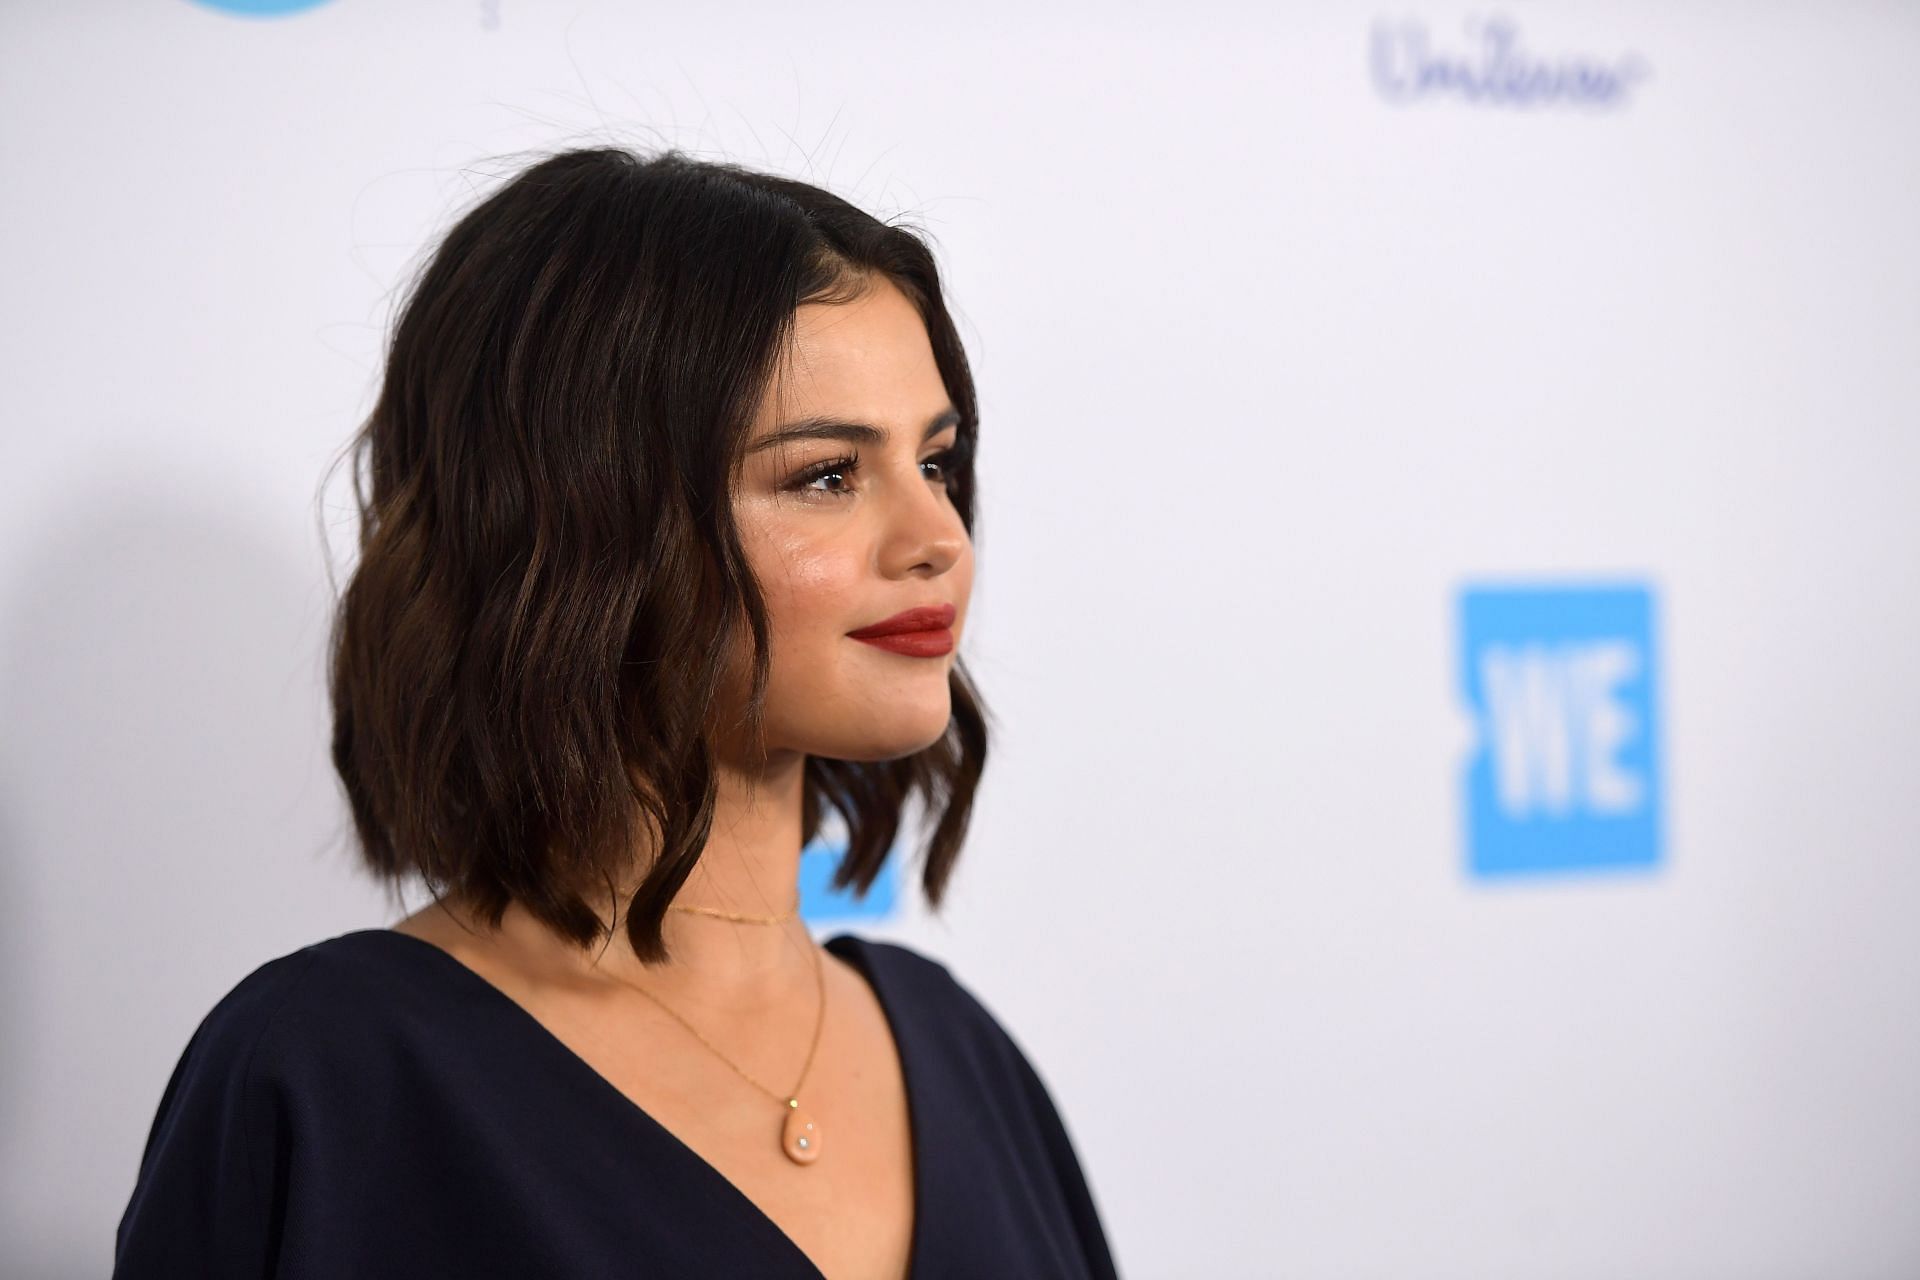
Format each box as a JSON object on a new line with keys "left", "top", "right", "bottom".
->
{"left": 392, "top": 275, "right": 973, "bottom": 1280}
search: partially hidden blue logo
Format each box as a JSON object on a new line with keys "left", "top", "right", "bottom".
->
{"left": 1372, "top": 14, "right": 1650, "bottom": 109}
{"left": 1458, "top": 582, "right": 1664, "bottom": 879}
{"left": 187, "top": 0, "right": 335, "bottom": 16}
{"left": 798, "top": 836, "right": 901, "bottom": 923}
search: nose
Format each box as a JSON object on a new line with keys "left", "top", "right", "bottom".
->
{"left": 880, "top": 465, "right": 968, "bottom": 578}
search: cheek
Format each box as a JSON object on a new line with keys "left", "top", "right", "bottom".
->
{"left": 756, "top": 528, "right": 863, "bottom": 646}
{"left": 951, "top": 544, "right": 977, "bottom": 632}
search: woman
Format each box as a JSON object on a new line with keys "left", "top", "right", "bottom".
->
{"left": 112, "top": 145, "right": 1118, "bottom": 1279}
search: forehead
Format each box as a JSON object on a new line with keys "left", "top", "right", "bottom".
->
{"left": 756, "top": 279, "right": 945, "bottom": 425}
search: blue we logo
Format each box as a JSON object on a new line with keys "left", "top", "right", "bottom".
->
{"left": 797, "top": 835, "right": 901, "bottom": 924}
{"left": 1458, "top": 583, "right": 1665, "bottom": 878}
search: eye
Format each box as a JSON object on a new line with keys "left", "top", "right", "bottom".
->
{"left": 788, "top": 452, "right": 861, "bottom": 499}
{"left": 922, "top": 448, "right": 959, "bottom": 487}
{"left": 787, "top": 447, "right": 961, "bottom": 501}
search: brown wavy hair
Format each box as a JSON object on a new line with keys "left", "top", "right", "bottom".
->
{"left": 321, "top": 145, "right": 990, "bottom": 964}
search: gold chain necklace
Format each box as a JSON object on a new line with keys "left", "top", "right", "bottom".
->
{"left": 668, "top": 902, "right": 798, "bottom": 924}
{"left": 606, "top": 901, "right": 823, "bottom": 1164}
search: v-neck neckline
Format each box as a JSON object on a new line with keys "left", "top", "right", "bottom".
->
{"left": 351, "top": 927, "right": 926, "bottom": 1280}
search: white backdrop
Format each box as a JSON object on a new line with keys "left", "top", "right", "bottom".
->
{"left": 3, "top": 2, "right": 1917, "bottom": 1277}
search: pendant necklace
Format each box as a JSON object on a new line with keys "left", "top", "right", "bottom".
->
{"left": 609, "top": 899, "right": 826, "bottom": 1166}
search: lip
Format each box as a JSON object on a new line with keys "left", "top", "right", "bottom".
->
{"left": 847, "top": 603, "right": 957, "bottom": 639}
{"left": 852, "top": 629, "right": 954, "bottom": 657}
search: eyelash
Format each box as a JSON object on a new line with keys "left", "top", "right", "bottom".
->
{"left": 788, "top": 449, "right": 960, "bottom": 501}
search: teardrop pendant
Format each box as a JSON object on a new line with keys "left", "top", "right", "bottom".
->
{"left": 781, "top": 1098, "right": 823, "bottom": 1165}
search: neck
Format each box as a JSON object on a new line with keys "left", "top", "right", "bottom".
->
{"left": 636, "top": 748, "right": 816, "bottom": 1003}
{"left": 458, "top": 748, "right": 821, "bottom": 1011}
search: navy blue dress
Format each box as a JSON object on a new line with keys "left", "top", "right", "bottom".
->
{"left": 113, "top": 929, "right": 1119, "bottom": 1279}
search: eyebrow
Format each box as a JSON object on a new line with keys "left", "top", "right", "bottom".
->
{"left": 749, "top": 406, "right": 962, "bottom": 455}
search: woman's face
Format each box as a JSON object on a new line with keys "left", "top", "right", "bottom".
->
{"left": 726, "top": 277, "right": 974, "bottom": 765}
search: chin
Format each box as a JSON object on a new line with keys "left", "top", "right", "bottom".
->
{"left": 806, "top": 711, "right": 954, "bottom": 763}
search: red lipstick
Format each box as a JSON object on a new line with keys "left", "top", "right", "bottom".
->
{"left": 848, "top": 603, "right": 956, "bottom": 657}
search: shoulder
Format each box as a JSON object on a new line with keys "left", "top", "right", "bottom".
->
{"left": 155, "top": 930, "right": 462, "bottom": 1105}
{"left": 823, "top": 934, "right": 1120, "bottom": 1276}
{"left": 195, "top": 929, "right": 431, "bottom": 1033}
{"left": 161, "top": 937, "right": 331, "bottom": 1088}
{"left": 117, "top": 931, "right": 433, "bottom": 1271}
{"left": 824, "top": 932, "right": 981, "bottom": 1024}
{"left": 824, "top": 932, "right": 1049, "bottom": 1087}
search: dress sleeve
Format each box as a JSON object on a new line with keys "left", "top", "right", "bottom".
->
{"left": 994, "top": 1019, "right": 1123, "bottom": 1279}
{"left": 934, "top": 957, "right": 1123, "bottom": 1280}
{"left": 113, "top": 955, "right": 312, "bottom": 1279}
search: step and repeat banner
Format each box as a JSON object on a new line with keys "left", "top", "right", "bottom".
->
{"left": 3, "top": 2, "right": 1915, "bottom": 1276}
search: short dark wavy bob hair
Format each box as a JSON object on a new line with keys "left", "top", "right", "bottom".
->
{"left": 324, "top": 145, "right": 989, "bottom": 964}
